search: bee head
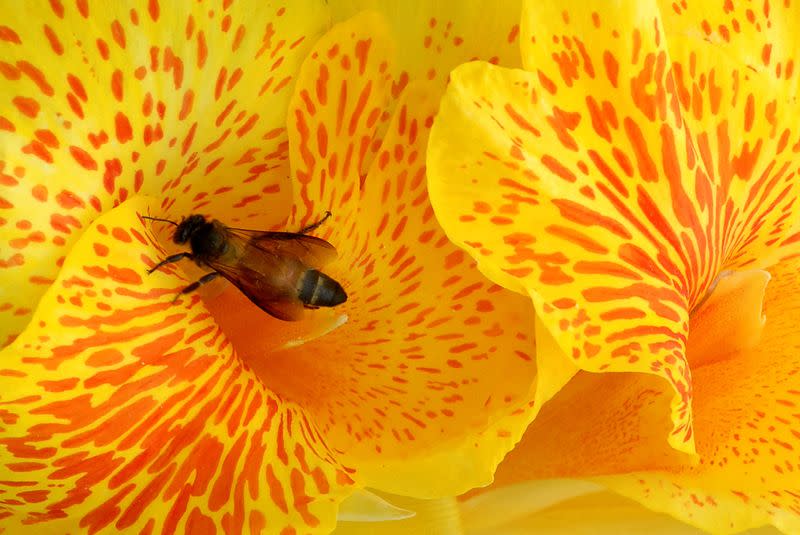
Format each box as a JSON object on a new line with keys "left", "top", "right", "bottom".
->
{"left": 174, "top": 214, "right": 207, "bottom": 244}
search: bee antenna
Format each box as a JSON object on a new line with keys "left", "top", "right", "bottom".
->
{"left": 142, "top": 215, "right": 179, "bottom": 226}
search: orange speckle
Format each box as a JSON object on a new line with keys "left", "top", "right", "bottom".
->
{"left": 43, "top": 25, "right": 64, "bottom": 55}
{"left": 111, "top": 20, "right": 126, "bottom": 48}
{"left": 76, "top": 0, "right": 89, "bottom": 17}
{"left": 115, "top": 112, "right": 133, "bottom": 143}
{"left": 0, "top": 26, "right": 21, "bottom": 44}
{"left": 507, "top": 24, "right": 519, "bottom": 43}
{"left": 111, "top": 69, "right": 124, "bottom": 101}
{"left": 0, "top": 116, "right": 14, "bottom": 132}
{"left": 69, "top": 146, "right": 98, "bottom": 171}
{"left": 148, "top": 0, "right": 160, "bottom": 21}
{"left": 96, "top": 38, "right": 109, "bottom": 60}
{"left": 67, "top": 74, "right": 87, "bottom": 101}
{"left": 35, "top": 129, "right": 59, "bottom": 148}
{"left": 111, "top": 227, "right": 132, "bottom": 243}
{"left": 13, "top": 96, "right": 39, "bottom": 118}
{"left": 56, "top": 190, "right": 85, "bottom": 209}
{"left": 92, "top": 242, "right": 109, "bottom": 257}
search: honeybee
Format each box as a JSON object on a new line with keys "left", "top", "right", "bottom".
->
{"left": 142, "top": 211, "right": 347, "bottom": 321}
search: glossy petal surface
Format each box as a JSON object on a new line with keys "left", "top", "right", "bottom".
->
{"left": 0, "top": 1, "right": 330, "bottom": 345}
{"left": 427, "top": 0, "right": 800, "bottom": 455}
{"left": 0, "top": 197, "right": 352, "bottom": 534}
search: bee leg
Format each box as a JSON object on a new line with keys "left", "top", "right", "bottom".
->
{"left": 148, "top": 252, "right": 194, "bottom": 274}
{"left": 172, "top": 272, "right": 220, "bottom": 303}
{"left": 298, "top": 210, "right": 332, "bottom": 234}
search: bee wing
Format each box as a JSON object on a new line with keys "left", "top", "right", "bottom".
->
{"left": 227, "top": 229, "right": 338, "bottom": 269}
{"left": 205, "top": 239, "right": 306, "bottom": 321}
{"left": 207, "top": 259, "right": 306, "bottom": 321}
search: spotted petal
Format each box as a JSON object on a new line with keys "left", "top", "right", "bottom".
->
{"left": 329, "top": 0, "right": 524, "bottom": 87}
{"left": 486, "top": 259, "right": 800, "bottom": 533}
{"left": 0, "top": 196, "right": 353, "bottom": 534}
{"left": 427, "top": 0, "right": 800, "bottom": 455}
{"left": 0, "top": 0, "right": 330, "bottom": 345}
{"left": 258, "top": 11, "right": 540, "bottom": 496}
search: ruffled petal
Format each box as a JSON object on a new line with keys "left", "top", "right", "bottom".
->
{"left": 428, "top": 2, "right": 698, "bottom": 454}
{"left": 427, "top": 0, "right": 800, "bottom": 455}
{"left": 222, "top": 11, "right": 541, "bottom": 497}
{"left": 486, "top": 258, "right": 800, "bottom": 533}
{"left": 485, "top": 271, "right": 768, "bottom": 479}
{"left": 599, "top": 256, "right": 800, "bottom": 533}
{"left": 0, "top": 0, "right": 330, "bottom": 345}
{"left": 0, "top": 197, "right": 352, "bottom": 534}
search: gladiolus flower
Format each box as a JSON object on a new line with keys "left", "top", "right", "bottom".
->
{"left": 0, "top": 1, "right": 546, "bottom": 533}
{"left": 428, "top": 0, "right": 800, "bottom": 533}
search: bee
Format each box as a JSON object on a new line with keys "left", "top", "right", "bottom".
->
{"left": 141, "top": 211, "right": 347, "bottom": 321}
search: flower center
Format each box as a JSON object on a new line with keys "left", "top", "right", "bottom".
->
{"left": 203, "top": 284, "right": 348, "bottom": 397}
{"left": 685, "top": 269, "right": 770, "bottom": 368}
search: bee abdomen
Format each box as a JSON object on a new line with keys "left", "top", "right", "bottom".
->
{"left": 297, "top": 269, "right": 347, "bottom": 307}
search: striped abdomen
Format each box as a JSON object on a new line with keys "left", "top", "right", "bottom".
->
{"left": 296, "top": 269, "right": 347, "bottom": 307}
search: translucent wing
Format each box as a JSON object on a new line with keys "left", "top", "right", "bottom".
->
{"left": 205, "top": 235, "right": 307, "bottom": 321}
{"left": 227, "top": 228, "right": 338, "bottom": 269}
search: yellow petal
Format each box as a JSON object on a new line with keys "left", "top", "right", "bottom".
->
{"left": 0, "top": 0, "right": 330, "bottom": 346}
{"left": 287, "top": 10, "right": 395, "bottom": 227}
{"left": 329, "top": 0, "right": 524, "bottom": 83}
{"left": 428, "top": 8, "right": 698, "bottom": 455}
{"left": 599, "top": 255, "right": 800, "bottom": 534}
{"left": 462, "top": 484, "right": 736, "bottom": 535}
{"left": 657, "top": 0, "right": 800, "bottom": 93}
{"left": 427, "top": 0, "right": 800, "bottom": 458}
{"left": 658, "top": 31, "right": 800, "bottom": 271}
{"left": 485, "top": 258, "right": 800, "bottom": 532}
{"left": 0, "top": 196, "right": 351, "bottom": 533}
{"left": 460, "top": 479, "right": 603, "bottom": 533}
{"left": 266, "top": 10, "right": 542, "bottom": 497}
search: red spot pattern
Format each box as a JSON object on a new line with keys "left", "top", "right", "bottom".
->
{"left": 262, "top": 12, "right": 539, "bottom": 469}
{"left": 0, "top": 202, "right": 352, "bottom": 533}
{"left": 1, "top": 2, "right": 330, "bottom": 343}
{"left": 428, "top": 2, "right": 800, "bottom": 451}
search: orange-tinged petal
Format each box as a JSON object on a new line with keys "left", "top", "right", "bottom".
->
{"left": 0, "top": 196, "right": 352, "bottom": 534}
{"left": 212, "top": 11, "right": 542, "bottom": 497}
{"left": 427, "top": 0, "right": 800, "bottom": 455}
{"left": 597, "top": 255, "right": 800, "bottom": 533}
{"left": 656, "top": 32, "right": 800, "bottom": 272}
{"left": 0, "top": 1, "right": 330, "bottom": 346}
{"left": 487, "top": 258, "right": 800, "bottom": 533}
{"left": 685, "top": 269, "right": 768, "bottom": 368}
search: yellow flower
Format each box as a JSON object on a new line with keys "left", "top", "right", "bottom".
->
{"left": 0, "top": 1, "right": 542, "bottom": 533}
{"left": 428, "top": 0, "right": 800, "bottom": 533}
